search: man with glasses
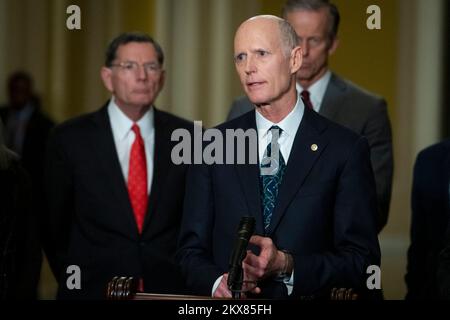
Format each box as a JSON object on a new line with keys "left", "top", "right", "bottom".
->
{"left": 227, "top": 0, "right": 393, "bottom": 233}
{"left": 44, "top": 32, "right": 192, "bottom": 299}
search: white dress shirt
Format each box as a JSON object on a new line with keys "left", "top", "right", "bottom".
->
{"left": 297, "top": 70, "right": 331, "bottom": 112}
{"left": 212, "top": 94, "right": 306, "bottom": 297}
{"left": 107, "top": 97, "right": 154, "bottom": 194}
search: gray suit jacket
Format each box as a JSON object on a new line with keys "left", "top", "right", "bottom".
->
{"left": 227, "top": 73, "right": 393, "bottom": 233}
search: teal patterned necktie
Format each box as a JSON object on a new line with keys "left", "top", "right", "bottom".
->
{"left": 260, "top": 126, "right": 287, "bottom": 232}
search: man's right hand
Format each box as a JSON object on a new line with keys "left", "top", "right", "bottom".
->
{"left": 213, "top": 270, "right": 262, "bottom": 298}
{"left": 213, "top": 273, "right": 232, "bottom": 298}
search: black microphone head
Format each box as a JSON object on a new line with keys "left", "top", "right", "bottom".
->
{"left": 237, "top": 216, "right": 255, "bottom": 240}
{"left": 228, "top": 216, "right": 256, "bottom": 292}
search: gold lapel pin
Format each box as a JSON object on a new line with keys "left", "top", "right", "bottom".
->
{"left": 311, "top": 144, "right": 318, "bottom": 152}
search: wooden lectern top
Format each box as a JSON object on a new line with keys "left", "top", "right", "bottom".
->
{"left": 107, "top": 276, "right": 358, "bottom": 300}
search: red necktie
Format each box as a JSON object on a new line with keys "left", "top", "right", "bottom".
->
{"left": 301, "top": 90, "right": 314, "bottom": 110}
{"left": 128, "top": 123, "right": 148, "bottom": 234}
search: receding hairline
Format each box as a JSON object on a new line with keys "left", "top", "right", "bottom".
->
{"left": 236, "top": 15, "right": 284, "bottom": 34}
{"left": 104, "top": 32, "right": 164, "bottom": 67}
{"left": 236, "top": 15, "right": 298, "bottom": 54}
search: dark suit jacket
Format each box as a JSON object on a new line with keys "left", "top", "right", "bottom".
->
{"left": 406, "top": 139, "right": 450, "bottom": 299}
{"left": 0, "top": 106, "right": 52, "bottom": 298}
{"left": 177, "top": 108, "right": 381, "bottom": 299}
{"left": 0, "top": 152, "right": 41, "bottom": 299}
{"left": 437, "top": 225, "right": 450, "bottom": 299}
{"left": 44, "top": 104, "right": 193, "bottom": 299}
{"left": 227, "top": 74, "right": 393, "bottom": 233}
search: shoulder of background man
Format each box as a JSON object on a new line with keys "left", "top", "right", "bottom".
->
{"left": 227, "top": 95, "right": 253, "bottom": 121}
{"left": 330, "top": 73, "right": 387, "bottom": 115}
{"left": 49, "top": 104, "right": 106, "bottom": 141}
{"left": 154, "top": 107, "right": 194, "bottom": 134}
{"left": 415, "top": 138, "right": 450, "bottom": 171}
{"left": 232, "top": 95, "right": 253, "bottom": 108}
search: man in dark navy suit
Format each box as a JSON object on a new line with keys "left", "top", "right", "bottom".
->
{"left": 44, "top": 32, "right": 192, "bottom": 299}
{"left": 406, "top": 139, "right": 450, "bottom": 299}
{"left": 177, "top": 15, "right": 380, "bottom": 299}
{"left": 228, "top": 0, "right": 393, "bottom": 234}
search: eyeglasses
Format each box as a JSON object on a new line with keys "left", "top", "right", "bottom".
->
{"left": 110, "top": 61, "right": 162, "bottom": 75}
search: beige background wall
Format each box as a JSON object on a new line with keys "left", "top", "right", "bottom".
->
{"left": 0, "top": 0, "right": 446, "bottom": 299}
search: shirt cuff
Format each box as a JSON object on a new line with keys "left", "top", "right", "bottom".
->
{"left": 212, "top": 275, "right": 223, "bottom": 297}
{"left": 285, "top": 270, "right": 294, "bottom": 295}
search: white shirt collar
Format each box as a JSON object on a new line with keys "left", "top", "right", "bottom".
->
{"left": 297, "top": 70, "right": 331, "bottom": 112}
{"left": 107, "top": 97, "right": 154, "bottom": 141}
{"left": 255, "top": 93, "right": 304, "bottom": 163}
{"left": 255, "top": 93, "right": 304, "bottom": 139}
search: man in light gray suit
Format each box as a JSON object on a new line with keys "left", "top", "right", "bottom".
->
{"left": 227, "top": 0, "right": 393, "bottom": 233}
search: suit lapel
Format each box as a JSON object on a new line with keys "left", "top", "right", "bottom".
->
{"left": 234, "top": 111, "right": 265, "bottom": 235}
{"left": 91, "top": 105, "right": 138, "bottom": 236}
{"left": 266, "top": 108, "right": 329, "bottom": 235}
{"left": 142, "top": 108, "right": 171, "bottom": 232}
{"left": 319, "top": 73, "right": 346, "bottom": 121}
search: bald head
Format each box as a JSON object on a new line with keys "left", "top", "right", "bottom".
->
{"left": 235, "top": 15, "right": 298, "bottom": 57}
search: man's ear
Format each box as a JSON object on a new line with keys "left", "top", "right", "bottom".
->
{"left": 328, "top": 37, "right": 339, "bottom": 56}
{"left": 100, "top": 66, "right": 113, "bottom": 93}
{"left": 290, "top": 46, "right": 303, "bottom": 74}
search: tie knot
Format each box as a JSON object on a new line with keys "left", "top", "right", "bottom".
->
{"left": 131, "top": 123, "right": 142, "bottom": 136}
{"left": 268, "top": 126, "right": 282, "bottom": 142}
{"left": 269, "top": 125, "right": 282, "bottom": 134}
{"left": 301, "top": 90, "right": 310, "bottom": 99}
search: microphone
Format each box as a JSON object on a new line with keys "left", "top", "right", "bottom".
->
{"left": 227, "top": 216, "right": 255, "bottom": 298}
